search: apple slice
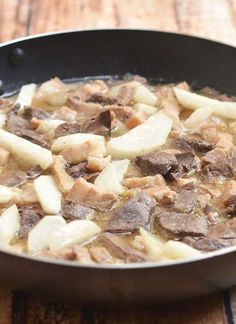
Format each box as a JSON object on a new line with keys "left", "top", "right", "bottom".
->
{"left": 48, "top": 220, "right": 101, "bottom": 252}
{"left": 107, "top": 111, "right": 172, "bottom": 159}
{"left": 0, "top": 129, "right": 53, "bottom": 169}
{"left": 94, "top": 159, "right": 130, "bottom": 193}
{"left": 34, "top": 175, "right": 62, "bottom": 214}
{"left": 0, "top": 205, "right": 20, "bottom": 245}
{"left": 28, "top": 215, "right": 66, "bottom": 254}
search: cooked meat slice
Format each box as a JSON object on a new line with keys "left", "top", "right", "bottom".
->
{"left": 199, "top": 123, "right": 218, "bottom": 143}
{"left": 61, "top": 200, "right": 95, "bottom": 220}
{"left": 175, "top": 136, "right": 214, "bottom": 153}
{"left": 16, "top": 183, "right": 38, "bottom": 205}
{"left": 99, "top": 233, "right": 149, "bottom": 262}
{"left": 66, "top": 162, "right": 88, "bottom": 179}
{"left": 23, "top": 107, "right": 51, "bottom": 120}
{"left": 72, "top": 102, "right": 103, "bottom": 120}
{"left": 66, "top": 178, "right": 118, "bottom": 211}
{"left": 87, "top": 93, "right": 117, "bottom": 105}
{"left": 106, "top": 105, "right": 135, "bottom": 121}
{"left": 135, "top": 152, "right": 178, "bottom": 177}
{"left": 73, "top": 246, "right": 94, "bottom": 264}
{"left": 83, "top": 110, "right": 111, "bottom": 136}
{"left": 162, "top": 101, "right": 182, "bottom": 130}
{"left": 54, "top": 122, "right": 81, "bottom": 138}
{"left": 51, "top": 156, "right": 74, "bottom": 193}
{"left": 26, "top": 165, "right": 42, "bottom": 179}
{"left": 174, "top": 190, "right": 198, "bottom": 213}
{"left": 157, "top": 210, "right": 208, "bottom": 237}
{"left": 175, "top": 151, "right": 196, "bottom": 173}
{"left": 18, "top": 207, "right": 42, "bottom": 239}
{"left": 202, "top": 148, "right": 234, "bottom": 178}
{"left": 202, "top": 148, "right": 227, "bottom": 166}
{"left": 106, "top": 192, "right": 156, "bottom": 233}
{"left": 7, "top": 112, "right": 49, "bottom": 148}
{"left": 90, "top": 246, "right": 114, "bottom": 264}
{"left": 223, "top": 180, "right": 236, "bottom": 215}
{"left": 123, "top": 174, "right": 166, "bottom": 189}
{"left": 184, "top": 218, "right": 236, "bottom": 252}
{"left": 143, "top": 186, "right": 177, "bottom": 204}
{"left": 0, "top": 169, "right": 26, "bottom": 187}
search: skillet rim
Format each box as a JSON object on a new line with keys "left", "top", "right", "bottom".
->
{"left": 0, "top": 28, "right": 236, "bottom": 270}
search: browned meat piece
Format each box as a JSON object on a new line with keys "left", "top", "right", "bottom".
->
{"left": 18, "top": 207, "right": 42, "bottom": 239}
{"left": 66, "top": 162, "right": 88, "bottom": 179}
{"left": 184, "top": 218, "right": 236, "bottom": 252}
{"left": 61, "top": 200, "right": 95, "bottom": 220}
{"left": 143, "top": 186, "right": 177, "bottom": 204}
{"left": 223, "top": 180, "right": 236, "bottom": 215}
{"left": 54, "top": 122, "right": 81, "bottom": 138}
{"left": 26, "top": 165, "right": 42, "bottom": 179}
{"left": 216, "top": 133, "right": 233, "bottom": 153}
{"left": 174, "top": 190, "right": 198, "bottom": 213}
{"left": 123, "top": 174, "right": 166, "bottom": 189}
{"left": 202, "top": 148, "right": 227, "bottom": 165}
{"left": 175, "top": 151, "right": 197, "bottom": 174}
{"left": 7, "top": 112, "right": 49, "bottom": 148}
{"left": 135, "top": 152, "right": 178, "bottom": 178}
{"left": 202, "top": 148, "right": 235, "bottom": 178}
{"left": 71, "top": 102, "right": 103, "bottom": 120}
{"left": 99, "top": 233, "right": 149, "bottom": 262}
{"left": 51, "top": 156, "right": 74, "bottom": 193}
{"left": 83, "top": 110, "right": 111, "bottom": 136}
{"left": 66, "top": 178, "right": 118, "bottom": 211}
{"left": 106, "top": 192, "right": 156, "bottom": 233}
{"left": 0, "top": 169, "right": 26, "bottom": 187}
{"left": 199, "top": 123, "right": 218, "bottom": 143}
{"left": 157, "top": 210, "right": 208, "bottom": 237}
{"left": 23, "top": 107, "right": 51, "bottom": 120}
{"left": 87, "top": 93, "right": 117, "bottom": 105}
{"left": 90, "top": 246, "right": 114, "bottom": 264}
{"left": 106, "top": 105, "right": 134, "bottom": 121}
{"left": 175, "top": 136, "right": 214, "bottom": 153}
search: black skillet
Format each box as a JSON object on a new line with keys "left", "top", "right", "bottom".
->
{"left": 0, "top": 29, "right": 236, "bottom": 305}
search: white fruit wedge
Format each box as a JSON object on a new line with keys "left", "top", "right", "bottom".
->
{"left": 48, "top": 220, "right": 101, "bottom": 252}
{"left": 107, "top": 111, "right": 172, "bottom": 159}
{"left": 0, "top": 205, "right": 20, "bottom": 245}
{"left": 28, "top": 215, "right": 66, "bottom": 254}
{"left": 94, "top": 159, "right": 130, "bottom": 193}
{"left": 34, "top": 175, "right": 62, "bottom": 214}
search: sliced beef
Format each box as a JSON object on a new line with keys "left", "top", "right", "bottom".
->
{"left": 18, "top": 207, "right": 42, "bottom": 239}
{"left": 135, "top": 152, "right": 178, "bottom": 177}
{"left": 106, "top": 192, "right": 156, "bottom": 233}
{"left": 26, "top": 165, "right": 42, "bottom": 179}
{"left": 175, "top": 151, "right": 196, "bottom": 173}
{"left": 83, "top": 110, "right": 111, "bottom": 136}
{"left": 157, "top": 209, "right": 208, "bottom": 237}
{"left": 202, "top": 148, "right": 235, "bottom": 178}
{"left": 66, "top": 162, "right": 88, "bottom": 179}
{"left": 54, "top": 122, "right": 81, "bottom": 138}
{"left": 23, "top": 107, "right": 51, "bottom": 120}
{"left": 175, "top": 136, "right": 214, "bottom": 153}
{"left": 223, "top": 180, "right": 236, "bottom": 215}
{"left": 87, "top": 93, "right": 117, "bottom": 105}
{"left": 0, "top": 169, "right": 26, "bottom": 187}
{"left": 7, "top": 112, "right": 49, "bottom": 148}
{"left": 184, "top": 218, "right": 236, "bottom": 252}
{"left": 174, "top": 190, "right": 198, "bottom": 213}
{"left": 99, "top": 233, "right": 149, "bottom": 262}
{"left": 61, "top": 200, "right": 95, "bottom": 220}
{"left": 115, "top": 84, "right": 136, "bottom": 105}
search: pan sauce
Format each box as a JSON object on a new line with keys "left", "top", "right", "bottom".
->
{"left": 0, "top": 75, "right": 236, "bottom": 264}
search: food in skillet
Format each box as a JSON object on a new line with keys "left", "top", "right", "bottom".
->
{"left": 0, "top": 75, "right": 236, "bottom": 264}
